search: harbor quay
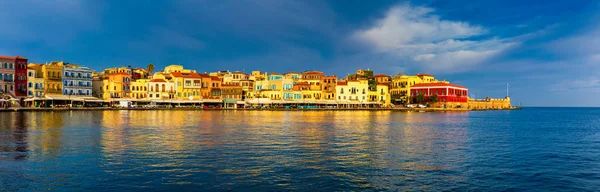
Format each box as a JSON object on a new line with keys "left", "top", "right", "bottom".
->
{"left": 0, "top": 56, "right": 514, "bottom": 111}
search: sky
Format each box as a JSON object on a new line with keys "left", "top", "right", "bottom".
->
{"left": 1, "top": 0, "right": 599, "bottom": 107}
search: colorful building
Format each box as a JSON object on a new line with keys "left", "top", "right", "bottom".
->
{"left": 410, "top": 82, "right": 468, "bottom": 103}
{"left": 0, "top": 56, "right": 17, "bottom": 96}
{"left": 374, "top": 74, "right": 391, "bottom": 84}
{"left": 102, "top": 72, "right": 132, "bottom": 100}
{"left": 171, "top": 72, "right": 202, "bottom": 100}
{"left": 221, "top": 83, "right": 243, "bottom": 108}
{"left": 12, "top": 56, "right": 29, "bottom": 97}
{"left": 209, "top": 76, "right": 222, "bottom": 99}
{"left": 301, "top": 71, "right": 324, "bottom": 92}
{"left": 336, "top": 79, "right": 369, "bottom": 103}
{"left": 368, "top": 84, "right": 391, "bottom": 106}
{"left": 321, "top": 75, "right": 337, "bottom": 100}
{"left": 390, "top": 74, "right": 442, "bottom": 104}
{"left": 148, "top": 79, "right": 175, "bottom": 100}
{"left": 131, "top": 79, "right": 149, "bottom": 99}
{"left": 41, "top": 61, "right": 64, "bottom": 95}
{"left": 27, "top": 67, "right": 44, "bottom": 98}
{"left": 62, "top": 64, "right": 93, "bottom": 96}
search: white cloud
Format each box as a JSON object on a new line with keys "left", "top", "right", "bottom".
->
{"left": 353, "top": 4, "right": 516, "bottom": 73}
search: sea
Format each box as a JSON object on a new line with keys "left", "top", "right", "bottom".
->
{"left": 1, "top": 108, "right": 599, "bottom": 191}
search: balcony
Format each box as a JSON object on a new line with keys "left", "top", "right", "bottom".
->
{"left": 63, "top": 84, "right": 92, "bottom": 88}
{"left": 48, "top": 76, "right": 62, "bottom": 80}
{"left": 63, "top": 75, "right": 92, "bottom": 80}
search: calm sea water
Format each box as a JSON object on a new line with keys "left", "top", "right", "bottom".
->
{"left": 1, "top": 108, "right": 600, "bottom": 191}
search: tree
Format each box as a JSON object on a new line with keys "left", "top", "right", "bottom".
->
{"left": 429, "top": 94, "right": 438, "bottom": 103}
{"left": 415, "top": 93, "right": 425, "bottom": 104}
{"left": 147, "top": 63, "right": 155, "bottom": 76}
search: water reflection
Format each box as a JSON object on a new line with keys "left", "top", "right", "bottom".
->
{"left": 0, "top": 110, "right": 540, "bottom": 191}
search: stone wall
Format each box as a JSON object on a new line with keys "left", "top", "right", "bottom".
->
{"left": 428, "top": 96, "right": 512, "bottom": 109}
{"left": 467, "top": 97, "right": 512, "bottom": 109}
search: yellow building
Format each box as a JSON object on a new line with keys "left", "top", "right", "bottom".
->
{"left": 41, "top": 61, "right": 64, "bottom": 95}
{"left": 171, "top": 72, "right": 202, "bottom": 100}
{"left": 102, "top": 72, "right": 132, "bottom": 100}
{"left": 131, "top": 79, "right": 149, "bottom": 99}
{"left": 390, "top": 73, "right": 442, "bottom": 104}
{"left": 368, "top": 84, "right": 391, "bottom": 106}
{"left": 335, "top": 79, "right": 369, "bottom": 102}
{"left": 164, "top": 65, "right": 195, "bottom": 73}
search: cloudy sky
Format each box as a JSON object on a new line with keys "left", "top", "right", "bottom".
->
{"left": 1, "top": 0, "right": 599, "bottom": 106}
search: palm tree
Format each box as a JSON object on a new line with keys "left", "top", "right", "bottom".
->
{"left": 147, "top": 63, "right": 155, "bottom": 76}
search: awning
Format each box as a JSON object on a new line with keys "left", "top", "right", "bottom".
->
{"left": 223, "top": 98, "right": 237, "bottom": 103}
{"left": 44, "top": 94, "right": 72, "bottom": 100}
{"left": 202, "top": 99, "right": 222, "bottom": 103}
{"left": 236, "top": 101, "right": 245, "bottom": 105}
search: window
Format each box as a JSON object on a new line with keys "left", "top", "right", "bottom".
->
{"left": 28, "top": 83, "right": 32, "bottom": 88}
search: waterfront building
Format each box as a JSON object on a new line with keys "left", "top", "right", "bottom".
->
{"left": 374, "top": 74, "right": 391, "bottom": 84}
{"left": 368, "top": 84, "right": 391, "bottom": 106}
{"left": 164, "top": 65, "right": 196, "bottom": 74}
{"left": 132, "top": 68, "right": 150, "bottom": 80}
{"left": 92, "top": 76, "right": 104, "bottom": 99}
{"left": 0, "top": 56, "right": 17, "bottom": 96}
{"left": 199, "top": 73, "right": 212, "bottom": 99}
{"left": 41, "top": 61, "right": 64, "bottom": 95}
{"left": 102, "top": 72, "right": 132, "bottom": 100}
{"left": 26, "top": 67, "right": 44, "bottom": 98}
{"left": 250, "top": 71, "right": 265, "bottom": 81}
{"left": 336, "top": 79, "right": 369, "bottom": 103}
{"left": 409, "top": 82, "right": 468, "bottom": 103}
{"left": 171, "top": 72, "right": 202, "bottom": 100}
{"left": 284, "top": 71, "right": 302, "bottom": 81}
{"left": 12, "top": 56, "right": 29, "bottom": 97}
{"left": 148, "top": 79, "right": 175, "bottom": 100}
{"left": 131, "top": 79, "right": 149, "bottom": 99}
{"left": 321, "top": 75, "right": 337, "bottom": 100}
{"left": 390, "top": 74, "right": 442, "bottom": 104}
{"left": 209, "top": 76, "right": 222, "bottom": 99}
{"left": 62, "top": 64, "right": 93, "bottom": 96}
{"left": 222, "top": 71, "right": 248, "bottom": 85}
{"left": 301, "top": 71, "right": 324, "bottom": 92}
{"left": 149, "top": 72, "right": 175, "bottom": 100}
{"left": 221, "top": 83, "right": 243, "bottom": 108}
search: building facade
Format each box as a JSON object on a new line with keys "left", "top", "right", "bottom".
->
{"left": 13, "top": 56, "right": 28, "bottom": 97}
{"left": 62, "top": 64, "right": 93, "bottom": 96}
{"left": 410, "top": 82, "right": 468, "bottom": 103}
{"left": 0, "top": 56, "right": 16, "bottom": 96}
{"left": 131, "top": 79, "right": 149, "bottom": 99}
{"left": 27, "top": 67, "right": 45, "bottom": 98}
{"left": 42, "top": 61, "right": 64, "bottom": 95}
{"left": 102, "top": 72, "right": 131, "bottom": 100}
{"left": 171, "top": 72, "right": 202, "bottom": 100}
{"left": 336, "top": 79, "right": 369, "bottom": 103}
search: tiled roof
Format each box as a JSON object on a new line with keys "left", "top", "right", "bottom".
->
{"left": 411, "top": 82, "right": 465, "bottom": 88}
{"left": 337, "top": 81, "right": 348, "bottom": 86}
{"left": 0, "top": 56, "right": 27, "bottom": 60}
{"left": 198, "top": 74, "right": 210, "bottom": 78}
{"left": 149, "top": 79, "right": 166, "bottom": 83}
{"left": 303, "top": 71, "right": 324, "bottom": 74}
{"left": 374, "top": 74, "right": 390, "bottom": 77}
{"left": 210, "top": 76, "right": 221, "bottom": 81}
{"left": 171, "top": 72, "right": 202, "bottom": 78}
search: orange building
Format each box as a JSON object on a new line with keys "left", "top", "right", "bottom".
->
{"left": 102, "top": 72, "right": 131, "bottom": 100}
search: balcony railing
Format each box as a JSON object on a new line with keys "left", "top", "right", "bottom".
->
{"left": 63, "top": 84, "right": 92, "bottom": 88}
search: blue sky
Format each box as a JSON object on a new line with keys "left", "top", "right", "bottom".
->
{"left": 1, "top": 0, "right": 599, "bottom": 106}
